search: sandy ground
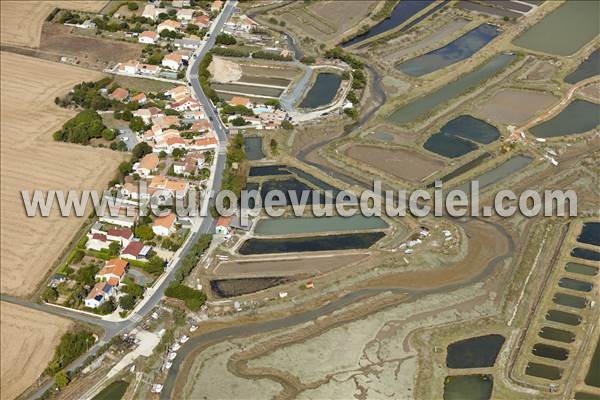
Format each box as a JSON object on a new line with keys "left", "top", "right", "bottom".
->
{"left": 472, "top": 88, "right": 559, "bottom": 126}
{"left": 0, "top": 1, "right": 108, "bottom": 48}
{"left": 213, "top": 253, "right": 369, "bottom": 277}
{"left": 0, "top": 52, "right": 126, "bottom": 296}
{"left": 0, "top": 301, "right": 73, "bottom": 400}
{"left": 208, "top": 56, "right": 242, "bottom": 83}
{"left": 344, "top": 144, "right": 446, "bottom": 183}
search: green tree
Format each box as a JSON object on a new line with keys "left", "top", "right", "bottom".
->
{"left": 215, "top": 33, "right": 236, "bottom": 45}
{"left": 127, "top": 1, "right": 139, "bottom": 10}
{"left": 132, "top": 142, "right": 152, "bottom": 160}
{"left": 120, "top": 294, "right": 136, "bottom": 310}
{"left": 118, "top": 161, "right": 132, "bottom": 174}
{"left": 134, "top": 224, "right": 154, "bottom": 240}
{"left": 54, "top": 371, "right": 69, "bottom": 389}
{"left": 101, "top": 128, "right": 116, "bottom": 141}
{"left": 281, "top": 120, "right": 293, "bottom": 130}
{"left": 108, "top": 241, "right": 121, "bottom": 256}
{"left": 144, "top": 256, "right": 165, "bottom": 275}
{"left": 231, "top": 116, "right": 249, "bottom": 126}
{"left": 129, "top": 116, "right": 146, "bottom": 132}
{"left": 42, "top": 286, "right": 59, "bottom": 302}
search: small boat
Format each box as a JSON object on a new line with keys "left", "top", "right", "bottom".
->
{"left": 151, "top": 384, "right": 163, "bottom": 393}
{"left": 163, "top": 362, "right": 172, "bottom": 370}
{"left": 167, "top": 352, "right": 177, "bottom": 361}
{"left": 170, "top": 343, "right": 181, "bottom": 351}
{"left": 189, "top": 325, "right": 198, "bottom": 332}
{"left": 180, "top": 335, "right": 189, "bottom": 344}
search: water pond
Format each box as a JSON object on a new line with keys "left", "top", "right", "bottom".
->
{"left": 530, "top": 100, "right": 600, "bottom": 138}
{"left": 210, "top": 277, "right": 294, "bottom": 298}
{"left": 552, "top": 292, "right": 588, "bottom": 309}
{"left": 532, "top": 343, "right": 569, "bottom": 361}
{"left": 575, "top": 392, "right": 600, "bottom": 400}
{"left": 512, "top": 1, "right": 600, "bottom": 56}
{"left": 397, "top": 24, "right": 500, "bottom": 77}
{"left": 299, "top": 73, "right": 342, "bottom": 109}
{"left": 525, "top": 362, "right": 563, "bottom": 381}
{"left": 342, "top": 0, "right": 435, "bottom": 47}
{"left": 545, "top": 309, "right": 581, "bottom": 326}
{"left": 388, "top": 53, "right": 516, "bottom": 125}
{"left": 426, "top": 153, "right": 492, "bottom": 187}
{"left": 446, "top": 334, "right": 505, "bottom": 368}
{"left": 577, "top": 222, "right": 600, "bottom": 247}
{"left": 249, "top": 165, "right": 291, "bottom": 177}
{"left": 558, "top": 277, "right": 593, "bottom": 292}
{"left": 244, "top": 137, "right": 265, "bottom": 160}
{"left": 565, "top": 262, "right": 598, "bottom": 277}
{"left": 565, "top": 48, "right": 600, "bottom": 84}
{"left": 571, "top": 247, "right": 600, "bottom": 262}
{"left": 255, "top": 215, "right": 388, "bottom": 235}
{"left": 443, "top": 375, "right": 493, "bottom": 400}
{"left": 92, "top": 381, "right": 129, "bottom": 400}
{"left": 423, "top": 115, "right": 499, "bottom": 158}
{"left": 539, "top": 326, "right": 575, "bottom": 343}
{"left": 238, "top": 232, "right": 385, "bottom": 255}
{"left": 453, "top": 155, "right": 532, "bottom": 195}
{"left": 585, "top": 338, "right": 600, "bottom": 388}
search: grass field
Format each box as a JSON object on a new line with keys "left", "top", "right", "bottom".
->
{"left": 0, "top": 1, "right": 108, "bottom": 48}
{"left": 0, "top": 301, "right": 73, "bottom": 400}
{"left": 0, "top": 52, "right": 126, "bottom": 297}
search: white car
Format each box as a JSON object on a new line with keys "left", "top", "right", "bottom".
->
{"left": 121, "top": 136, "right": 129, "bottom": 142}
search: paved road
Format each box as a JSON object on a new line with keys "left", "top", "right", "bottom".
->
{"left": 0, "top": 3, "right": 237, "bottom": 399}
{"left": 118, "top": 127, "right": 138, "bottom": 151}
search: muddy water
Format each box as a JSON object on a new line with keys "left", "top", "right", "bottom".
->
{"left": 238, "top": 232, "right": 385, "bottom": 255}
{"left": 525, "top": 362, "right": 563, "bottom": 380}
{"left": 552, "top": 292, "right": 588, "bottom": 309}
{"left": 299, "top": 73, "right": 342, "bottom": 109}
{"left": 565, "top": 48, "right": 600, "bottom": 84}
{"left": 210, "top": 277, "right": 295, "bottom": 298}
{"left": 585, "top": 338, "right": 600, "bottom": 387}
{"left": 92, "top": 381, "right": 128, "bottom": 400}
{"left": 530, "top": 100, "right": 600, "bottom": 138}
{"left": 426, "top": 153, "right": 492, "bottom": 188}
{"left": 443, "top": 374, "right": 493, "bottom": 400}
{"left": 397, "top": 24, "right": 500, "bottom": 77}
{"left": 512, "top": 1, "right": 600, "bottom": 56}
{"left": 558, "top": 277, "right": 593, "bottom": 292}
{"left": 545, "top": 309, "right": 581, "bottom": 326}
{"left": 255, "top": 215, "right": 388, "bottom": 235}
{"left": 565, "top": 262, "right": 599, "bottom": 277}
{"left": 539, "top": 326, "right": 575, "bottom": 343}
{"left": 388, "top": 53, "right": 516, "bottom": 125}
{"left": 244, "top": 137, "right": 265, "bottom": 161}
{"left": 446, "top": 334, "right": 505, "bottom": 368}
{"left": 532, "top": 343, "right": 569, "bottom": 361}
{"left": 452, "top": 155, "right": 533, "bottom": 195}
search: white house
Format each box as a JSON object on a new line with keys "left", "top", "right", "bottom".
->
{"left": 161, "top": 53, "right": 183, "bottom": 70}
{"left": 135, "top": 153, "right": 160, "bottom": 177}
{"left": 117, "top": 60, "right": 139, "bottom": 74}
{"left": 157, "top": 20, "right": 181, "bottom": 33}
{"left": 84, "top": 282, "right": 113, "bottom": 308}
{"left": 95, "top": 258, "right": 128, "bottom": 286}
{"left": 176, "top": 8, "right": 194, "bottom": 21}
{"left": 86, "top": 233, "right": 110, "bottom": 251}
{"left": 152, "top": 213, "right": 177, "bottom": 236}
{"left": 215, "top": 215, "right": 232, "bottom": 235}
{"left": 139, "top": 30, "right": 159, "bottom": 44}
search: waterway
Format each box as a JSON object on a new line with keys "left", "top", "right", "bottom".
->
{"left": 446, "top": 334, "right": 505, "bottom": 368}
{"left": 397, "top": 23, "right": 500, "bottom": 77}
{"left": 238, "top": 232, "right": 385, "bottom": 255}
{"left": 255, "top": 215, "right": 388, "bottom": 235}
{"left": 299, "top": 73, "right": 342, "bottom": 109}
{"left": 565, "top": 48, "right": 600, "bottom": 84}
{"left": 512, "top": 1, "right": 600, "bottom": 56}
{"left": 388, "top": 53, "right": 516, "bottom": 125}
{"left": 342, "top": 0, "right": 434, "bottom": 47}
{"left": 529, "top": 100, "right": 600, "bottom": 138}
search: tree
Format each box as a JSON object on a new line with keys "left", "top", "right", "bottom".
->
{"left": 42, "top": 286, "right": 59, "bottom": 302}
{"left": 231, "top": 116, "right": 249, "bottom": 126}
{"left": 102, "top": 128, "right": 116, "bottom": 141}
{"left": 144, "top": 256, "right": 165, "bottom": 275}
{"left": 132, "top": 142, "right": 152, "bottom": 160}
{"left": 118, "top": 161, "right": 132, "bottom": 174}
{"left": 270, "top": 138, "right": 278, "bottom": 154}
{"left": 108, "top": 241, "right": 121, "bottom": 256}
{"left": 54, "top": 371, "right": 69, "bottom": 389}
{"left": 97, "top": 298, "right": 116, "bottom": 314}
{"left": 127, "top": 1, "right": 139, "bottom": 10}
{"left": 264, "top": 99, "right": 280, "bottom": 108}
{"left": 120, "top": 294, "right": 136, "bottom": 310}
{"left": 281, "top": 120, "right": 294, "bottom": 130}
{"left": 215, "top": 33, "right": 236, "bottom": 45}
{"left": 129, "top": 116, "right": 146, "bottom": 132}
{"left": 134, "top": 225, "right": 154, "bottom": 241}
{"left": 53, "top": 110, "right": 107, "bottom": 144}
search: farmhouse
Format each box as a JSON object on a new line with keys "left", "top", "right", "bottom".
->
{"left": 139, "top": 31, "right": 159, "bottom": 44}
{"left": 85, "top": 282, "right": 113, "bottom": 308}
{"left": 96, "top": 258, "right": 129, "bottom": 286}
{"left": 152, "top": 213, "right": 177, "bottom": 236}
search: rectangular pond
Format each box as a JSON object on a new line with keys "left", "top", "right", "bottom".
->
{"left": 539, "top": 326, "right": 575, "bottom": 343}
{"left": 529, "top": 100, "right": 600, "bottom": 138}
{"left": 565, "top": 48, "right": 600, "bottom": 84}
{"left": 452, "top": 155, "right": 532, "bottom": 195}
{"left": 443, "top": 375, "right": 493, "bottom": 400}
{"left": 342, "top": 0, "right": 435, "bottom": 47}
{"left": 577, "top": 222, "right": 600, "bottom": 247}
{"left": 532, "top": 343, "right": 569, "bottom": 361}
{"left": 244, "top": 137, "right": 265, "bottom": 161}
{"left": 426, "top": 153, "right": 492, "bottom": 188}
{"left": 249, "top": 165, "right": 291, "bottom": 177}
{"left": 388, "top": 53, "right": 516, "bottom": 125}
{"left": 545, "top": 309, "right": 582, "bottom": 326}
{"left": 397, "top": 23, "right": 500, "bottom": 77}
{"left": 423, "top": 115, "right": 499, "bottom": 158}
{"left": 255, "top": 215, "right": 388, "bottom": 235}
{"left": 585, "top": 338, "right": 600, "bottom": 388}
{"left": 558, "top": 277, "right": 593, "bottom": 292}
{"left": 525, "top": 362, "right": 563, "bottom": 381}
{"left": 238, "top": 232, "right": 385, "bottom": 255}
{"left": 565, "top": 262, "right": 599, "bottom": 277}
{"left": 552, "top": 292, "right": 588, "bottom": 309}
{"left": 446, "top": 334, "right": 505, "bottom": 369}
{"left": 299, "top": 73, "right": 342, "bottom": 109}
{"left": 571, "top": 247, "right": 600, "bottom": 262}
{"left": 512, "top": 1, "right": 600, "bottom": 56}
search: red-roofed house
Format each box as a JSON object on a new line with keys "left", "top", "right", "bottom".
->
{"left": 107, "top": 228, "right": 133, "bottom": 246}
{"left": 152, "top": 213, "right": 177, "bottom": 236}
{"left": 96, "top": 258, "right": 128, "bottom": 286}
{"left": 228, "top": 96, "right": 252, "bottom": 108}
{"left": 192, "top": 14, "right": 209, "bottom": 28}
{"left": 131, "top": 92, "right": 147, "bottom": 104}
{"left": 109, "top": 87, "right": 129, "bottom": 102}
{"left": 121, "top": 241, "right": 148, "bottom": 261}
{"left": 86, "top": 232, "right": 110, "bottom": 251}
{"left": 157, "top": 19, "right": 181, "bottom": 33}
{"left": 135, "top": 153, "right": 160, "bottom": 177}
{"left": 216, "top": 215, "right": 232, "bottom": 235}
{"left": 139, "top": 30, "right": 159, "bottom": 44}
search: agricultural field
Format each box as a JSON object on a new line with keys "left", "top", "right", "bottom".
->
{"left": 0, "top": 1, "right": 108, "bottom": 48}
{"left": 0, "top": 302, "right": 73, "bottom": 400}
{"left": 256, "top": 0, "right": 378, "bottom": 47}
{"left": 343, "top": 144, "right": 446, "bottom": 183}
{"left": 472, "top": 88, "right": 559, "bottom": 126}
{"left": 0, "top": 52, "right": 126, "bottom": 296}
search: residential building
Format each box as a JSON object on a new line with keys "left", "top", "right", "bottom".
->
{"left": 166, "top": 85, "right": 190, "bottom": 102}
{"left": 86, "top": 232, "right": 110, "bottom": 251}
{"left": 216, "top": 215, "right": 232, "bottom": 235}
{"left": 162, "top": 53, "right": 183, "bottom": 70}
{"left": 121, "top": 182, "right": 150, "bottom": 200}
{"left": 109, "top": 87, "right": 129, "bottom": 102}
{"left": 192, "top": 15, "right": 210, "bottom": 28}
{"left": 152, "top": 213, "right": 177, "bottom": 236}
{"left": 228, "top": 96, "right": 252, "bottom": 108}
{"left": 139, "top": 30, "right": 159, "bottom": 44}
{"left": 174, "top": 38, "right": 203, "bottom": 50}
{"left": 176, "top": 8, "right": 194, "bottom": 21}
{"left": 121, "top": 241, "right": 150, "bottom": 261}
{"left": 117, "top": 60, "right": 139, "bottom": 74}
{"left": 135, "top": 153, "right": 160, "bottom": 177}
{"left": 99, "top": 207, "right": 138, "bottom": 228}
{"left": 225, "top": 15, "right": 258, "bottom": 32}
{"left": 149, "top": 176, "right": 189, "bottom": 198}
{"left": 191, "top": 118, "right": 211, "bottom": 132}
{"left": 211, "top": 0, "right": 223, "bottom": 12}
{"left": 157, "top": 19, "right": 181, "bottom": 33}
{"left": 131, "top": 92, "right": 147, "bottom": 104}
{"left": 96, "top": 258, "right": 128, "bottom": 286}
{"left": 142, "top": 4, "right": 167, "bottom": 20}
{"left": 169, "top": 96, "right": 200, "bottom": 112}
{"left": 107, "top": 228, "right": 133, "bottom": 246}
{"left": 173, "top": 152, "right": 205, "bottom": 176}
{"left": 189, "top": 135, "right": 218, "bottom": 151}
{"left": 138, "top": 63, "right": 160, "bottom": 76}
{"left": 85, "top": 282, "right": 113, "bottom": 308}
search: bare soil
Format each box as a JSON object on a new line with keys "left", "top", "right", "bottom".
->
{"left": 472, "top": 88, "right": 559, "bottom": 126}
